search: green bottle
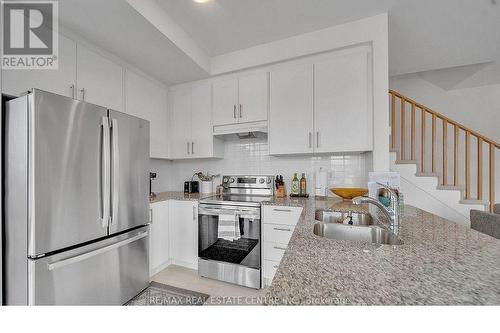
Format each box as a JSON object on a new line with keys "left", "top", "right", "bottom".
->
{"left": 300, "top": 173, "right": 307, "bottom": 196}
{"left": 292, "top": 173, "right": 299, "bottom": 195}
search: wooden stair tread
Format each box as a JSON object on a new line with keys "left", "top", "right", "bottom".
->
{"left": 436, "top": 185, "right": 465, "bottom": 191}
{"left": 414, "top": 172, "right": 439, "bottom": 177}
{"left": 459, "top": 199, "right": 489, "bottom": 206}
{"left": 395, "top": 159, "right": 418, "bottom": 165}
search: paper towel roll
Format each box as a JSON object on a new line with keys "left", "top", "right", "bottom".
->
{"left": 315, "top": 169, "right": 328, "bottom": 197}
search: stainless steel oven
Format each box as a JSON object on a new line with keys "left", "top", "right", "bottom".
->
{"left": 198, "top": 175, "right": 274, "bottom": 289}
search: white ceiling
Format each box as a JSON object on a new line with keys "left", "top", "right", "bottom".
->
{"left": 58, "top": 0, "right": 500, "bottom": 85}
{"left": 59, "top": 0, "right": 208, "bottom": 85}
{"left": 156, "top": 0, "right": 396, "bottom": 57}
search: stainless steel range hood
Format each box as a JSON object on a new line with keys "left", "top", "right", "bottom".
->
{"left": 213, "top": 121, "right": 268, "bottom": 139}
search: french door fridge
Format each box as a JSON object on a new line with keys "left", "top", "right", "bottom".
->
{"left": 4, "top": 89, "right": 150, "bottom": 305}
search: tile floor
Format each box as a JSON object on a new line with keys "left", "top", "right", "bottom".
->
{"left": 151, "top": 265, "right": 268, "bottom": 305}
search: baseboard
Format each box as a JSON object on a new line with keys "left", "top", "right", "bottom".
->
{"left": 171, "top": 259, "right": 198, "bottom": 271}
{"left": 150, "top": 260, "right": 173, "bottom": 278}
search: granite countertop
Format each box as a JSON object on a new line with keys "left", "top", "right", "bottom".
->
{"left": 265, "top": 197, "right": 500, "bottom": 305}
{"left": 149, "top": 191, "right": 214, "bottom": 203}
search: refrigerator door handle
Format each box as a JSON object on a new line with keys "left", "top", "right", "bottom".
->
{"left": 101, "top": 116, "right": 111, "bottom": 228}
{"left": 47, "top": 231, "right": 148, "bottom": 271}
{"left": 110, "top": 118, "right": 119, "bottom": 225}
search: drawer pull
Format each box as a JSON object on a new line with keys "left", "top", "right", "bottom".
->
{"left": 273, "top": 227, "right": 291, "bottom": 232}
{"left": 273, "top": 246, "right": 287, "bottom": 251}
{"left": 273, "top": 208, "right": 292, "bottom": 212}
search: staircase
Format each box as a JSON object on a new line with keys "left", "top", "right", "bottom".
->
{"left": 388, "top": 90, "right": 499, "bottom": 224}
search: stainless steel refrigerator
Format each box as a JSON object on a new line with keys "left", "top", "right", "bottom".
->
{"left": 3, "top": 89, "right": 150, "bottom": 305}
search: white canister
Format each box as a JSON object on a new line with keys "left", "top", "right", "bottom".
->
{"left": 200, "top": 180, "right": 213, "bottom": 194}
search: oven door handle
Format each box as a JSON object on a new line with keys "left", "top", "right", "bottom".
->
{"left": 198, "top": 207, "right": 260, "bottom": 217}
{"left": 199, "top": 208, "right": 236, "bottom": 215}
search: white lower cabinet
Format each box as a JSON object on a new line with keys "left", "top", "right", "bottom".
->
{"left": 169, "top": 200, "right": 199, "bottom": 269}
{"left": 149, "top": 201, "right": 170, "bottom": 277}
{"left": 262, "top": 205, "right": 303, "bottom": 287}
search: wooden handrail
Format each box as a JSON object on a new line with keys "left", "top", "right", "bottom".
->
{"left": 389, "top": 90, "right": 498, "bottom": 212}
{"left": 390, "top": 90, "right": 500, "bottom": 148}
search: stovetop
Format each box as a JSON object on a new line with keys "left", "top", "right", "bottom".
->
{"left": 199, "top": 194, "right": 273, "bottom": 207}
{"left": 199, "top": 175, "right": 275, "bottom": 207}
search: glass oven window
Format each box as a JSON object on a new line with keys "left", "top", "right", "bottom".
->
{"left": 198, "top": 213, "right": 260, "bottom": 269}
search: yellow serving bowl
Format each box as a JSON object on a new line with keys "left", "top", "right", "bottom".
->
{"left": 330, "top": 187, "right": 368, "bottom": 200}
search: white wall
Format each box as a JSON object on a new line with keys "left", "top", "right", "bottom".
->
{"left": 150, "top": 159, "right": 173, "bottom": 193}
{"left": 162, "top": 137, "right": 371, "bottom": 195}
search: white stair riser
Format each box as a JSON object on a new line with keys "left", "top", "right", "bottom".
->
{"left": 390, "top": 152, "right": 485, "bottom": 222}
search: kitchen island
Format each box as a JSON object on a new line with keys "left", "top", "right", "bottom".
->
{"left": 264, "top": 197, "right": 500, "bottom": 305}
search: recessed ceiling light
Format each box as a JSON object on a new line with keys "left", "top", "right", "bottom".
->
{"left": 193, "top": 0, "right": 211, "bottom": 4}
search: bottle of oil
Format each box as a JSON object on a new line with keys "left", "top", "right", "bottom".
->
{"left": 300, "top": 173, "right": 307, "bottom": 196}
{"left": 292, "top": 173, "right": 299, "bottom": 195}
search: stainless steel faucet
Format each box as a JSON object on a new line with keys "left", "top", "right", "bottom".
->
{"left": 352, "top": 183, "right": 400, "bottom": 234}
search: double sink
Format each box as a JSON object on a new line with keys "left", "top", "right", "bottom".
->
{"left": 313, "top": 210, "right": 402, "bottom": 246}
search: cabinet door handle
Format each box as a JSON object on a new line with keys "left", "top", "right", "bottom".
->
{"left": 193, "top": 205, "right": 196, "bottom": 221}
{"left": 191, "top": 142, "right": 194, "bottom": 155}
{"left": 316, "top": 131, "right": 319, "bottom": 148}
{"left": 273, "top": 246, "right": 287, "bottom": 251}
{"left": 273, "top": 227, "right": 291, "bottom": 232}
{"left": 70, "top": 84, "right": 75, "bottom": 99}
{"left": 309, "top": 132, "right": 312, "bottom": 148}
{"left": 80, "top": 88, "right": 85, "bottom": 101}
{"left": 150, "top": 208, "right": 153, "bottom": 224}
{"left": 187, "top": 142, "right": 190, "bottom": 155}
{"left": 273, "top": 208, "right": 292, "bottom": 212}
{"left": 273, "top": 265, "right": 279, "bottom": 269}
{"left": 233, "top": 105, "right": 237, "bottom": 119}
{"left": 239, "top": 104, "right": 242, "bottom": 118}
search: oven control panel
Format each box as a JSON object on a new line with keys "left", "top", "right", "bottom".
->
{"left": 222, "top": 175, "right": 274, "bottom": 189}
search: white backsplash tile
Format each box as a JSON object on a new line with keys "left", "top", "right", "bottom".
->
{"left": 158, "top": 137, "right": 372, "bottom": 195}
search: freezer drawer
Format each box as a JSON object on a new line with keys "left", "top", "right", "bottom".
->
{"left": 27, "top": 226, "right": 149, "bottom": 305}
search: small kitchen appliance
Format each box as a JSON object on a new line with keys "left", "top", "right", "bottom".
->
{"left": 184, "top": 181, "right": 199, "bottom": 194}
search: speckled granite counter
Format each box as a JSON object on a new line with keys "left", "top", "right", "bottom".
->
{"left": 149, "top": 191, "right": 214, "bottom": 203}
{"left": 265, "top": 197, "right": 500, "bottom": 305}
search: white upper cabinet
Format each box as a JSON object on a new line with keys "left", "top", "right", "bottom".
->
{"left": 212, "top": 78, "right": 238, "bottom": 126}
{"left": 2, "top": 34, "right": 77, "bottom": 98}
{"left": 269, "top": 64, "right": 314, "bottom": 155}
{"left": 314, "top": 49, "right": 371, "bottom": 153}
{"left": 76, "top": 44, "right": 123, "bottom": 111}
{"left": 191, "top": 84, "right": 215, "bottom": 158}
{"left": 169, "top": 87, "right": 192, "bottom": 159}
{"left": 269, "top": 47, "right": 372, "bottom": 155}
{"left": 125, "top": 70, "right": 168, "bottom": 159}
{"left": 169, "top": 83, "right": 222, "bottom": 160}
{"left": 212, "top": 72, "right": 268, "bottom": 127}
{"left": 237, "top": 72, "right": 268, "bottom": 123}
